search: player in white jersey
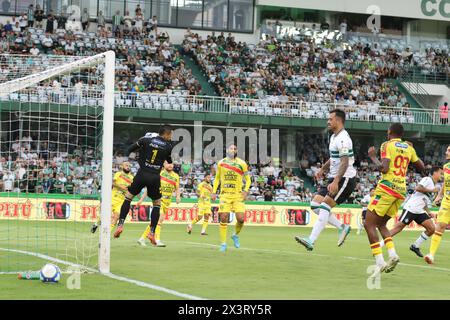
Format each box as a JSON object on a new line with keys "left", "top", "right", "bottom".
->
{"left": 388, "top": 166, "right": 442, "bottom": 257}
{"left": 295, "top": 109, "right": 356, "bottom": 251}
{"left": 357, "top": 188, "right": 375, "bottom": 235}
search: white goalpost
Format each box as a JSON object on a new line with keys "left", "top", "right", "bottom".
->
{"left": 0, "top": 51, "right": 115, "bottom": 274}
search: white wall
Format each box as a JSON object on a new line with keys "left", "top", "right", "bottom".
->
{"left": 255, "top": 0, "right": 450, "bottom": 21}
{"left": 402, "top": 82, "right": 450, "bottom": 108}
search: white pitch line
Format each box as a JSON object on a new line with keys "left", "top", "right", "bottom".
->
{"left": 102, "top": 272, "right": 205, "bottom": 300}
{"left": 0, "top": 247, "right": 206, "bottom": 300}
{"left": 175, "top": 241, "right": 450, "bottom": 273}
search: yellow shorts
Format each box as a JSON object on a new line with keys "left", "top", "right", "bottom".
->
{"left": 198, "top": 205, "right": 212, "bottom": 216}
{"left": 161, "top": 199, "right": 172, "bottom": 215}
{"left": 218, "top": 196, "right": 245, "bottom": 213}
{"left": 111, "top": 199, "right": 124, "bottom": 215}
{"left": 437, "top": 203, "right": 450, "bottom": 224}
{"left": 367, "top": 188, "right": 403, "bottom": 218}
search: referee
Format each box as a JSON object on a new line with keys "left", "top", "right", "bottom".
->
{"left": 114, "top": 124, "right": 174, "bottom": 244}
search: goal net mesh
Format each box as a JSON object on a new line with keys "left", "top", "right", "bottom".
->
{"left": 0, "top": 53, "right": 113, "bottom": 274}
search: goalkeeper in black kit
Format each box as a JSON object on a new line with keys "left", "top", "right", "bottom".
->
{"left": 113, "top": 124, "right": 174, "bottom": 245}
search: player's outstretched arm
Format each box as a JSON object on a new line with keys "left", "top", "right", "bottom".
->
{"left": 412, "top": 159, "right": 426, "bottom": 175}
{"left": 128, "top": 141, "right": 140, "bottom": 154}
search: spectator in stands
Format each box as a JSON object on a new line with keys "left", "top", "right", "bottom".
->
{"left": 46, "top": 10, "right": 55, "bottom": 33}
{"left": 112, "top": 10, "right": 122, "bottom": 36}
{"left": 264, "top": 189, "right": 274, "bottom": 202}
{"left": 29, "top": 43, "right": 39, "bottom": 55}
{"left": 134, "top": 10, "right": 144, "bottom": 34}
{"left": 147, "top": 15, "right": 158, "bottom": 34}
{"left": 27, "top": 4, "right": 34, "bottom": 27}
{"left": 19, "top": 12, "right": 28, "bottom": 32}
{"left": 97, "top": 10, "right": 105, "bottom": 31}
{"left": 12, "top": 21, "right": 20, "bottom": 33}
{"left": 440, "top": 102, "right": 448, "bottom": 125}
{"left": 81, "top": 8, "right": 89, "bottom": 31}
{"left": 34, "top": 5, "right": 44, "bottom": 29}
{"left": 122, "top": 11, "right": 132, "bottom": 35}
{"left": 339, "top": 19, "right": 347, "bottom": 38}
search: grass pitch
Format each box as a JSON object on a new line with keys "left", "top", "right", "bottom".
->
{"left": 1, "top": 221, "right": 449, "bottom": 300}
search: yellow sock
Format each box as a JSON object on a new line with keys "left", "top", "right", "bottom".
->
{"left": 155, "top": 223, "right": 162, "bottom": 241}
{"left": 201, "top": 218, "right": 209, "bottom": 233}
{"left": 219, "top": 223, "right": 228, "bottom": 244}
{"left": 110, "top": 223, "right": 115, "bottom": 232}
{"left": 430, "top": 231, "right": 443, "bottom": 257}
{"left": 370, "top": 242, "right": 382, "bottom": 256}
{"left": 370, "top": 242, "right": 385, "bottom": 265}
{"left": 141, "top": 225, "right": 151, "bottom": 239}
{"left": 383, "top": 236, "right": 397, "bottom": 257}
{"left": 191, "top": 216, "right": 201, "bottom": 225}
{"left": 235, "top": 221, "right": 244, "bottom": 235}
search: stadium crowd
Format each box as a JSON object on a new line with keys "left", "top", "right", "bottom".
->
{"left": 0, "top": 10, "right": 447, "bottom": 108}
{"left": 183, "top": 29, "right": 448, "bottom": 107}
{"left": 0, "top": 10, "right": 202, "bottom": 95}
{"left": 1, "top": 132, "right": 446, "bottom": 204}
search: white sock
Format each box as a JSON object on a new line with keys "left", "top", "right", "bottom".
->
{"left": 309, "top": 203, "right": 331, "bottom": 243}
{"left": 310, "top": 201, "right": 321, "bottom": 215}
{"left": 379, "top": 239, "right": 385, "bottom": 248}
{"left": 375, "top": 254, "right": 385, "bottom": 267}
{"left": 388, "top": 248, "right": 397, "bottom": 258}
{"left": 414, "top": 232, "right": 429, "bottom": 248}
{"left": 328, "top": 213, "right": 344, "bottom": 229}
{"left": 311, "top": 201, "right": 342, "bottom": 229}
{"left": 201, "top": 228, "right": 206, "bottom": 233}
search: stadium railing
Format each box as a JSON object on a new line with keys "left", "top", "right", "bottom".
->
{"left": 1, "top": 88, "right": 447, "bottom": 126}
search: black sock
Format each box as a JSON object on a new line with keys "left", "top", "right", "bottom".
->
{"left": 150, "top": 206, "right": 160, "bottom": 233}
{"left": 118, "top": 198, "right": 132, "bottom": 225}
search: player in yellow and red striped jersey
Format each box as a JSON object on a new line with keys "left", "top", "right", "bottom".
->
{"left": 137, "top": 161, "right": 180, "bottom": 247}
{"left": 366, "top": 123, "right": 425, "bottom": 275}
{"left": 212, "top": 144, "right": 251, "bottom": 252}
{"left": 424, "top": 145, "right": 450, "bottom": 264}
{"left": 91, "top": 162, "right": 133, "bottom": 233}
{"left": 187, "top": 173, "right": 213, "bottom": 235}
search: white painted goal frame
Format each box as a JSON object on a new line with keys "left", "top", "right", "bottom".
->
{"left": 0, "top": 51, "right": 115, "bottom": 274}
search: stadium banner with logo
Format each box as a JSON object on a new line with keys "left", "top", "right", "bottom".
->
{"left": 0, "top": 194, "right": 440, "bottom": 231}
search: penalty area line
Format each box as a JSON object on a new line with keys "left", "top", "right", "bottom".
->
{"left": 0, "top": 247, "right": 206, "bottom": 300}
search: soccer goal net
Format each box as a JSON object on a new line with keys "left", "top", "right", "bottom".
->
{"left": 0, "top": 52, "right": 114, "bottom": 275}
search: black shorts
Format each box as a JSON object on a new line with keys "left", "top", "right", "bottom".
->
{"left": 399, "top": 209, "right": 431, "bottom": 225}
{"left": 317, "top": 177, "right": 356, "bottom": 205}
{"left": 128, "top": 169, "right": 161, "bottom": 200}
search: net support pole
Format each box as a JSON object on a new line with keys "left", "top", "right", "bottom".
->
{"left": 99, "top": 51, "right": 115, "bottom": 274}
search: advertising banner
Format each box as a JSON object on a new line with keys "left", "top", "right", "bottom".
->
{"left": 0, "top": 196, "right": 439, "bottom": 231}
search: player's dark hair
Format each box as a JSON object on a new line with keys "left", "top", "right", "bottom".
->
{"left": 430, "top": 166, "right": 442, "bottom": 175}
{"left": 330, "top": 109, "right": 346, "bottom": 123}
{"left": 159, "top": 124, "right": 173, "bottom": 135}
{"left": 389, "top": 123, "right": 404, "bottom": 137}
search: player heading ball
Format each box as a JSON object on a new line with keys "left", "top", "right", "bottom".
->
{"left": 114, "top": 124, "right": 174, "bottom": 244}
